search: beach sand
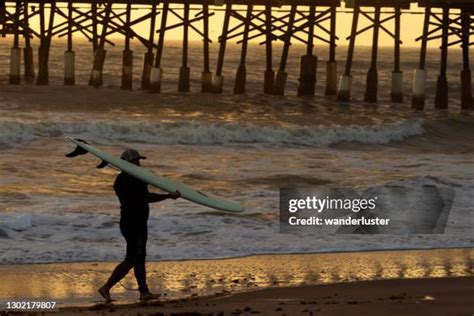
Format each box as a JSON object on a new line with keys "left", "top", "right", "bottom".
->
{"left": 0, "top": 248, "right": 472, "bottom": 315}
{"left": 55, "top": 276, "right": 474, "bottom": 316}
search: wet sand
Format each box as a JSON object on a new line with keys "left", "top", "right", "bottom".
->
{"left": 53, "top": 276, "right": 474, "bottom": 316}
{"left": 0, "top": 248, "right": 472, "bottom": 314}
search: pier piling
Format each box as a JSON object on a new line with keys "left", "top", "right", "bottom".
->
{"left": 121, "top": 2, "right": 133, "bottom": 90}
{"left": 141, "top": 4, "right": 156, "bottom": 90}
{"left": 325, "top": 6, "right": 338, "bottom": 96}
{"left": 297, "top": 6, "right": 318, "bottom": 97}
{"left": 9, "top": 0, "right": 21, "bottom": 85}
{"left": 88, "top": 1, "right": 98, "bottom": 86}
{"left": 412, "top": 7, "right": 430, "bottom": 110}
{"left": 460, "top": 9, "right": 472, "bottom": 110}
{"left": 274, "top": 5, "right": 296, "bottom": 95}
{"left": 213, "top": 3, "right": 231, "bottom": 94}
{"left": 9, "top": 46, "right": 21, "bottom": 85}
{"left": 91, "top": 3, "right": 112, "bottom": 88}
{"left": 64, "top": 0, "right": 75, "bottom": 86}
{"left": 391, "top": 6, "right": 403, "bottom": 103}
{"left": 23, "top": 0, "right": 35, "bottom": 82}
{"left": 201, "top": 4, "right": 212, "bottom": 93}
{"left": 64, "top": 51, "right": 76, "bottom": 86}
{"left": 149, "top": 2, "right": 168, "bottom": 93}
{"left": 337, "top": 6, "right": 359, "bottom": 101}
{"left": 36, "top": 1, "right": 55, "bottom": 86}
{"left": 178, "top": 3, "right": 190, "bottom": 92}
{"left": 233, "top": 5, "right": 252, "bottom": 94}
{"left": 364, "top": 7, "right": 381, "bottom": 103}
{"left": 263, "top": 4, "right": 274, "bottom": 94}
{"left": 434, "top": 6, "right": 449, "bottom": 109}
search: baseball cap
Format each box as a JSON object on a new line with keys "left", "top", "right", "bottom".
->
{"left": 120, "top": 148, "right": 146, "bottom": 162}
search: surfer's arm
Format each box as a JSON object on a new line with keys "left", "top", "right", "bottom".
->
{"left": 147, "top": 193, "right": 170, "bottom": 203}
{"left": 147, "top": 190, "right": 181, "bottom": 203}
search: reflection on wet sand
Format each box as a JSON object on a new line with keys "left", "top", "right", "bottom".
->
{"left": 0, "top": 248, "right": 471, "bottom": 307}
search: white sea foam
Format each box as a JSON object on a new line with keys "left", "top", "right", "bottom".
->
{"left": 0, "top": 213, "right": 32, "bottom": 234}
{"left": 0, "top": 176, "right": 471, "bottom": 264}
{"left": 0, "top": 118, "right": 424, "bottom": 146}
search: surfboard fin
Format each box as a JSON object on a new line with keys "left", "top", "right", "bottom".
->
{"left": 65, "top": 139, "right": 89, "bottom": 158}
{"left": 96, "top": 160, "right": 108, "bottom": 169}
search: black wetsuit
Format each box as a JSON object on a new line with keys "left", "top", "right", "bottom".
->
{"left": 113, "top": 172, "right": 168, "bottom": 292}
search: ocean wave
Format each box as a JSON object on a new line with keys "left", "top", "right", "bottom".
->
{"left": 0, "top": 119, "right": 424, "bottom": 146}
{"left": 0, "top": 213, "right": 32, "bottom": 236}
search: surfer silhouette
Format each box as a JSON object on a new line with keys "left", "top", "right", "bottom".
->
{"left": 98, "top": 148, "right": 180, "bottom": 302}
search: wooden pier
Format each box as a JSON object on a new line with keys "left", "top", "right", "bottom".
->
{"left": 0, "top": 0, "right": 472, "bottom": 110}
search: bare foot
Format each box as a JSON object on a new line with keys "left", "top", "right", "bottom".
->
{"left": 98, "top": 286, "right": 112, "bottom": 302}
{"left": 139, "top": 291, "right": 160, "bottom": 301}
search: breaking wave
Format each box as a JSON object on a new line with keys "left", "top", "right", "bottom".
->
{"left": 0, "top": 119, "right": 424, "bottom": 146}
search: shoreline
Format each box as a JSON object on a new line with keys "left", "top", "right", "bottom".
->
{"left": 1, "top": 245, "right": 472, "bottom": 266}
{"left": 1, "top": 248, "right": 472, "bottom": 312}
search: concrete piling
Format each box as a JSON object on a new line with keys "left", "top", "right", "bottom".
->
{"left": 64, "top": 51, "right": 75, "bottom": 85}
{"left": 364, "top": 7, "right": 381, "bottom": 103}
{"left": 337, "top": 6, "right": 359, "bottom": 101}
{"left": 149, "top": 67, "right": 163, "bottom": 92}
{"left": 91, "top": 48, "right": 106, "bottom": 88}
{"left": 23, "top": 46, "right": 35, "bottom": 82}
{"left": 297, "top": 55, "right": 318, "bottom": 97}
{"left": 213, "top": 3, "right": 232, "bottom": 93}
{"left": 150, "top": 1, "right": 169, "bottom": 93}
{"left": 141, "top": 4, "right": 156, "bottom": 90}
{"left": 391, "top": 71, "right": 403, "bottom": 103}
{"left": 233, "top": 5, "right": 252, "bottom": 94}
{"left": 212, "top": 75, "right": 224, "bottom": 94}
{"left": 297, "top": 6, "right": 317, "bottom": 97}
{"left": 263, "top": 4, "right": 274, "bottom": 94}
{"left": 9, "top": 47, "right": 21, "bottom": 85}
{"left": 201, "top": 72, "right": 213, "bottom": 93}
{"left": 141, "top": 52, "right": 154, "bottom": 90}
{"left": 121, "top": 50, "right": 133, "bottom": 90}
{"left": 412, "top": 7, "right": 430, "bottom": 110}
{"left": 64, "top": 0, "right": 75, "bottom": 86}
{"left": 460, "top": 9, "right": 472, "bottom": 110}
{"left": 90, "top": 2, "right": 112, "bottom": 88}
{"left": 412, "top": 69, "right": 427, "bottom": 108}
{"left": 23, "top": 0, "right": 35, "bottom": 82}
{"left": 274, "top": 5, "right": 296, "bottom": 95}
{"left": 325, "top": 6, "right": 338, "bottom": 95}
{"left": 36, "top": 2, "right": 56, "bottom": 86}
{"left": 201, "top": 4, "right": 213, "bottom": 93}
{"left": 179, "top": 66, "right": 190, "bottom": 92}
{"left": 391, "top": 6, "right": 403, "bottom": 103}
{"left": 326, "top": 61, "right": 338, "bottom": 95}
{"left": 178, "top": 3, "right": 190, "bottom": 92}
{"left": 9, "top": 1, "right": 21, "bottom": 85}
{"left": 121, "top": 3, "right": 133, "bottom": 90}
{"left": 434, "top": 7, "right": 449, "bottom": 109}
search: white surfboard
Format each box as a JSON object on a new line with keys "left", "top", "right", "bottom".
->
{"left": 65, "top": 137, "right": 245, "bottom": 213}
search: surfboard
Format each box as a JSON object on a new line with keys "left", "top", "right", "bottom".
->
{"left": 65, "top": 137, "right": 245, "bottom": 213}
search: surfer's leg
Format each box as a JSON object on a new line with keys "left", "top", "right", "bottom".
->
{"left": 137, "top": 258, "right": 160, "bottom": 301}
{"left": 134, "top": 232, "right": 149, "bottom": 293}
{"left": 99, "top": 229, "right": 137, "bottom": 301}
{"left": 134, "top": 229, "right": 159, "bottom": 300}
{"left": 99, "top": 261, "right": 134, "bottom": 301}
{"left": 134, "top": 257, "right": 148, "bottom": 293}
